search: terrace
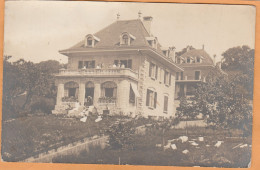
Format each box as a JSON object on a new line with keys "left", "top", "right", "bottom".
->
{"left": 57, "top": 68, "right": 138, "bottom": 80}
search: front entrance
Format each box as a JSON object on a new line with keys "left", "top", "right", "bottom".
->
{"left": 85, "top": 87, "right": 94, "bottom": 106}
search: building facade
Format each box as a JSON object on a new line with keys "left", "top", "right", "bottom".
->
{"left": 174, "top": 46, "right": 215, "bottom": 101}
{"left": 52, "top": 16, "right": 183, "bottom": 118}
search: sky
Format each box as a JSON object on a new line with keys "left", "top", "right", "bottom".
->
{"left": 3, "top": 1, "right": 256, "bottom": 63}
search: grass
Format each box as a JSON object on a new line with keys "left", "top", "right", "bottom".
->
{"left": 1, "top": 114, "right": 123, "bottom": 162}
{"left": 53, "top": 128, "right": 251, "bottom": 168}
{"left": 2, "top": 114, "right": 252, "bottom": 167}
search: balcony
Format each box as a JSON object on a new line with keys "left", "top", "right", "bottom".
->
{"left": 98, "top": 97, "right": 116, "bottom": 105}
{"left": 175, "top": 75, "right": 206, "bottom": 83}
{"left": 57, "top": 68, "right": 138, "bottom": 80}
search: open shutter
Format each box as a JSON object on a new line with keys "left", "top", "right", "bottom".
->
{"left": 169, "top": 74, "right": 171, "bottom": 86}
{"left": 128, "top": 59, "right": 132, "bottom": 69}
{"left": 149, "top": 62, "right": 152, "bottom": 77}
{"left": 146, "top": 89, "right": 150, "bottom": 106}
{"left": 155, "top": 66, "right": 158, "bottom": 79}
{"left": 164, "top": 71, "right": 166, "bottom": 84}
{"left": 154, "top": 92, "right": 157, "bottom": 108}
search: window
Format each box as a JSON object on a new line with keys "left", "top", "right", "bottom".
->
{"left": 149, "top": 62, "right": 157, "bottom": 79}
{"left": 122, "top": 34, "right": 129, "bottom": 45}
{"left": 87, "top": 37, "right": 92, "bottom": 46}
{"left": 68, "top": 88, "right": 76, "bottom": 97}
{"left": 180, "top": 72, "right": 184, "bottom": 80}
{"left": 78, "top": 61, "right": 83, "bottom": 69}
{"left": 163, "top": 51, "right": 167, "bottom": 56}
{"left": 146, "top": 89, "right": 157, "bottom": 109}
{"left": 164, "top": 70, "right": 170, "bottom": 85}
{"left": 159, "top": 68, "right": 163, "bottom": 82}
{"left": 148, "top": 40, "right": 153, "bottom": 46}
{"left": 176, "top": 72, "right": 179, "bottom": 80}
{"left": 114, "top": 59, "right": 132, "bottom": 69}
{"left": 196, "top": 57, "right": 201, "bottom": 63}
{"left": 195, "top": 71, "right": 201, "bottom": 80}
{"left": 105, "top": 88, "right": 114, "bottom": 98}
{"left": 187, "top": 57, "right": 191, "bottom": 63}
{"left": 84, "top": 60, "right": 95, "bottom": 68}
{"left": 163, "top": 95, "right": 168, "bottom": 113}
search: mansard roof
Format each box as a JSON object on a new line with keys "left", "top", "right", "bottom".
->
{"left": 60, "top": 19, "right": 167, "bottom": 59}
{"left": 178, "top": 49, "right": 214, "bottom": 66}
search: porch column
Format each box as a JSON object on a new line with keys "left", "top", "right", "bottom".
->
{"left": 56, "top": 83, "right": 64, "bottom": 106}
{"left": 78, "top": 83, "right": 85, "bottom": 106}
{"left": 93, "top": 83, "right": 101, "bottom": 107}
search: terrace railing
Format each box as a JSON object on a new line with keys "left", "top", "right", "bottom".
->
{"left": 57, "top": 68, "right": 138, "bottom": 79}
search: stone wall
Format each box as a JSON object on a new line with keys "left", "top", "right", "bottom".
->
{"left": 22, "top": 135, "right": 108, "bottom": 163}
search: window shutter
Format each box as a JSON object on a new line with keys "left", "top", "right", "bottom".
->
{"left": 154, "top": 92, "right": 157, "bottom": 108}
{"left": 169, "top": 74, "right": 171, "bottom": 85}
{"left": 155, "top": 66, "right": 158, "bottom": 79}
{"left": 164, "top": 96, "right": 168, "bottom": 112}
{"left": 164, "top": 71, "right": 166, "bottom": 84}
{"left": 128, "top": 59, "right": 132, "bottom": 69}
{"left": 146, "top": 89, "right": 150, "bottom": 106}
{"left": 149, "top": 62, "right": 152, "bottom": 77}
{"left": 78, "top": 61, "right": 83, "bottom": 69}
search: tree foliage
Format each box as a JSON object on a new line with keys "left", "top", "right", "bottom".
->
{"left": 221, "top": 45, "right": 254, "bottom": 99}
{"left": 106, "top": 120, "right": 136, "bottom": 150}
{"left": 2, "top": 56, "right": 61, "bottom": 119}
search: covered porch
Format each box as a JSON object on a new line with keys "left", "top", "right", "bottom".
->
{"left": 53, "top": 78, "right": 140, "bottom": 115}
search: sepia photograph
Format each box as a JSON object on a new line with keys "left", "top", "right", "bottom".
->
{"left": 1, "top": 1, "right": 256, "bottom": 168}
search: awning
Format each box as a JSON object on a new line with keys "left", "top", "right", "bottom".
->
{"left": 130, "top": 83, "right": 140, "bottom": 98}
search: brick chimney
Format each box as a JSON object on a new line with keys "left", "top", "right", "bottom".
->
{"left": 169, "top": 46, "right": 176, "bottom": 62}
{"left": 143, "top": 16, "right": 153, "bottom": 35}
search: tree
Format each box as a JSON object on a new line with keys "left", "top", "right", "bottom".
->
{"left": 221, "top": 45, "right": 254, "bottom": 99}
{"left": 176, "top": 97, "right": 199, "bottom": 135}
{"left": 2, "top": 57, "right": 61, "bottom": 119}
{"left": 106, "top": 120, "right": 136, "bottom": 150}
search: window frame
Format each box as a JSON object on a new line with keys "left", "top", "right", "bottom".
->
{"left": 122, "top": 34, "right": 129, "bottom": 45}
{"left": 146, "top": 89, "right": 157, "bottom": 109}
{"left": 163, "top": 95, "right": 169, "bottom": 113}
{"left": 195, "top": 70, "right": 201, "bottom": 80}
{"left": 149, "top": 62, "right": 156, "bottom": 79}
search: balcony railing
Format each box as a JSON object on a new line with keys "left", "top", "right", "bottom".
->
{"left": 57, "top": 68, "right": 138, "bottom": 79}
{"left": 98, "top": 97, "right": 116, "bottom": 105}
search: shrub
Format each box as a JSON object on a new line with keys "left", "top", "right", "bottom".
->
{"left": 31, "top": 97, "right": 55, "bottom": 114}
{"left": 106, "top": 120, "right": 136, "bottom": 150}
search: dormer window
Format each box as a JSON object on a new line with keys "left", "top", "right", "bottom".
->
{"left": 120, "top": 32, "right": 136, "bottom": 46}
{"left": 146, "top": 37, "right": 157, "bottom": 49}
{"left": 84, "top": 34, "right": 100, "bottom": 48}
{"left": 196, "top": 57, "right": 201, "bottom": 63}
{"left": 87, "top": 37, "right": 92, "bottom": 46}
{"left": 122, "top": 34, "right": 129, "bottom": 45}
{"left": 187, "top": 57, "right": 191, "bottom": 63}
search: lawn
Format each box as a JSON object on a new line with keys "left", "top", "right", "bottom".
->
{"left": 53, "top": 127, "right": 251, "bottom": 168}
{"left": 1, "top": 114, "right": 122, "bottom": 162}
{"left": 1, "top": 114, "right": 252, "bottom": 167}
